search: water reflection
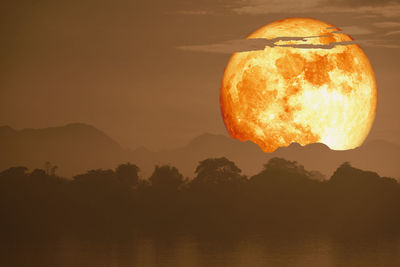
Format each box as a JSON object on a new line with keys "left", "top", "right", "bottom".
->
{"left": 1, "top": 233, "right": 400, "bottom": 267}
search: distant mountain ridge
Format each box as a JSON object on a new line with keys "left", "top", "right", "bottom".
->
{"left": 1, "top": 123, "right": 399, "bottom": 179}
{"left": 0, "top": 123, "right": 130, "bottom": 177}
{"left": 131, "top": 131, "right": 400, "bottom": 180}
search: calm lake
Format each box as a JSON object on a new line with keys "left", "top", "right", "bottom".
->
{"left": 1, "top": 232, "right": 400, "bottom": 267}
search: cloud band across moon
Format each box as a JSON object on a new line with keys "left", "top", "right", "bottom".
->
{"left": 178, "top": 29, "right": 358, "bottom": 54}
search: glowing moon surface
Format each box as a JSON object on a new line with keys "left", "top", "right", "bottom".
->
{"left": 220, "top": 18, "right": 377, "bottom": 152}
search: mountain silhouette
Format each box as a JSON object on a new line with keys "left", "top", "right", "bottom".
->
{"left": 0, "top": 123, "right": 130, "bottom": 177}
{"left": 127, "top": 134, "right": 400, "bottom": 180}
{"left": 131, "top": 133, "right": 400, "bottom": 180}
{"left": 1, "top": 123, "right": 399, "bottom": 179}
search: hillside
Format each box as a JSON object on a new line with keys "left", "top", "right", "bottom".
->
{"left": 1, "top": 123, "right": 399, "bottom": 179}
{"left": 0, "top": 123, "right": 130, "bottom": 177}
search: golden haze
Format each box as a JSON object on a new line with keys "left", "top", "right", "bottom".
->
{"left": 220, "top": 18, "right": 377, "bottom": 152}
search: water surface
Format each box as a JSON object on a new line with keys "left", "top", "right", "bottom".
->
{"left": 1, "top": 232, "right": 399, "bottom": 267}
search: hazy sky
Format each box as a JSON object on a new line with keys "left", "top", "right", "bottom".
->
{"left": 1, "top": 0, "right": 400, "bottom": 150}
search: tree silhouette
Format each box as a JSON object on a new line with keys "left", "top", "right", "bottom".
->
{"left": 247, "top": 158, "right": 323, "bottom": 227}
{"left": 323, "top": 161, "right": 400, "bottom": 232}
{"left": 191, "top": 157, "right": 246, "bottom": 187}
{"left": 30, "top": 168, "right": 47, "bottom": 178}
{"left": 44, "top": 161, "right": 58, "bottom": 176}
{"left": 149, "top": 165, "right": 184, "bottom": 191}
{"left": 250, "top": 157, "right": 317, "bottom": 187}
{"left": 0, "top": 166, "right": 28, "bottom": 179}
{"left": 115, "top": 162, "right": 140, "bottom": 187}
{"left": 187, "top": 157, "right": 247, "bottom": 228}
{"left": 0, "top": 158, "right": 400, "bottom": 238}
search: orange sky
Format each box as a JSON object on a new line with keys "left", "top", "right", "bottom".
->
{"left": 1, "top": 0, "right": 400, "bottom": 150}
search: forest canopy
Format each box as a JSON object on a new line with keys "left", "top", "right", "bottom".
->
{"left": 0, "top": 157, "right": 399, "bottom": 239}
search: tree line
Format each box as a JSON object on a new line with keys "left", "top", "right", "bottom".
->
{"left": 0, "top": 157, "right": 399, "bottom": 239}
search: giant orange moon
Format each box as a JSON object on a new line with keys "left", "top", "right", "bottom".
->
{"left": 220, "top": 18, "right": 377, "bottom": 152}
